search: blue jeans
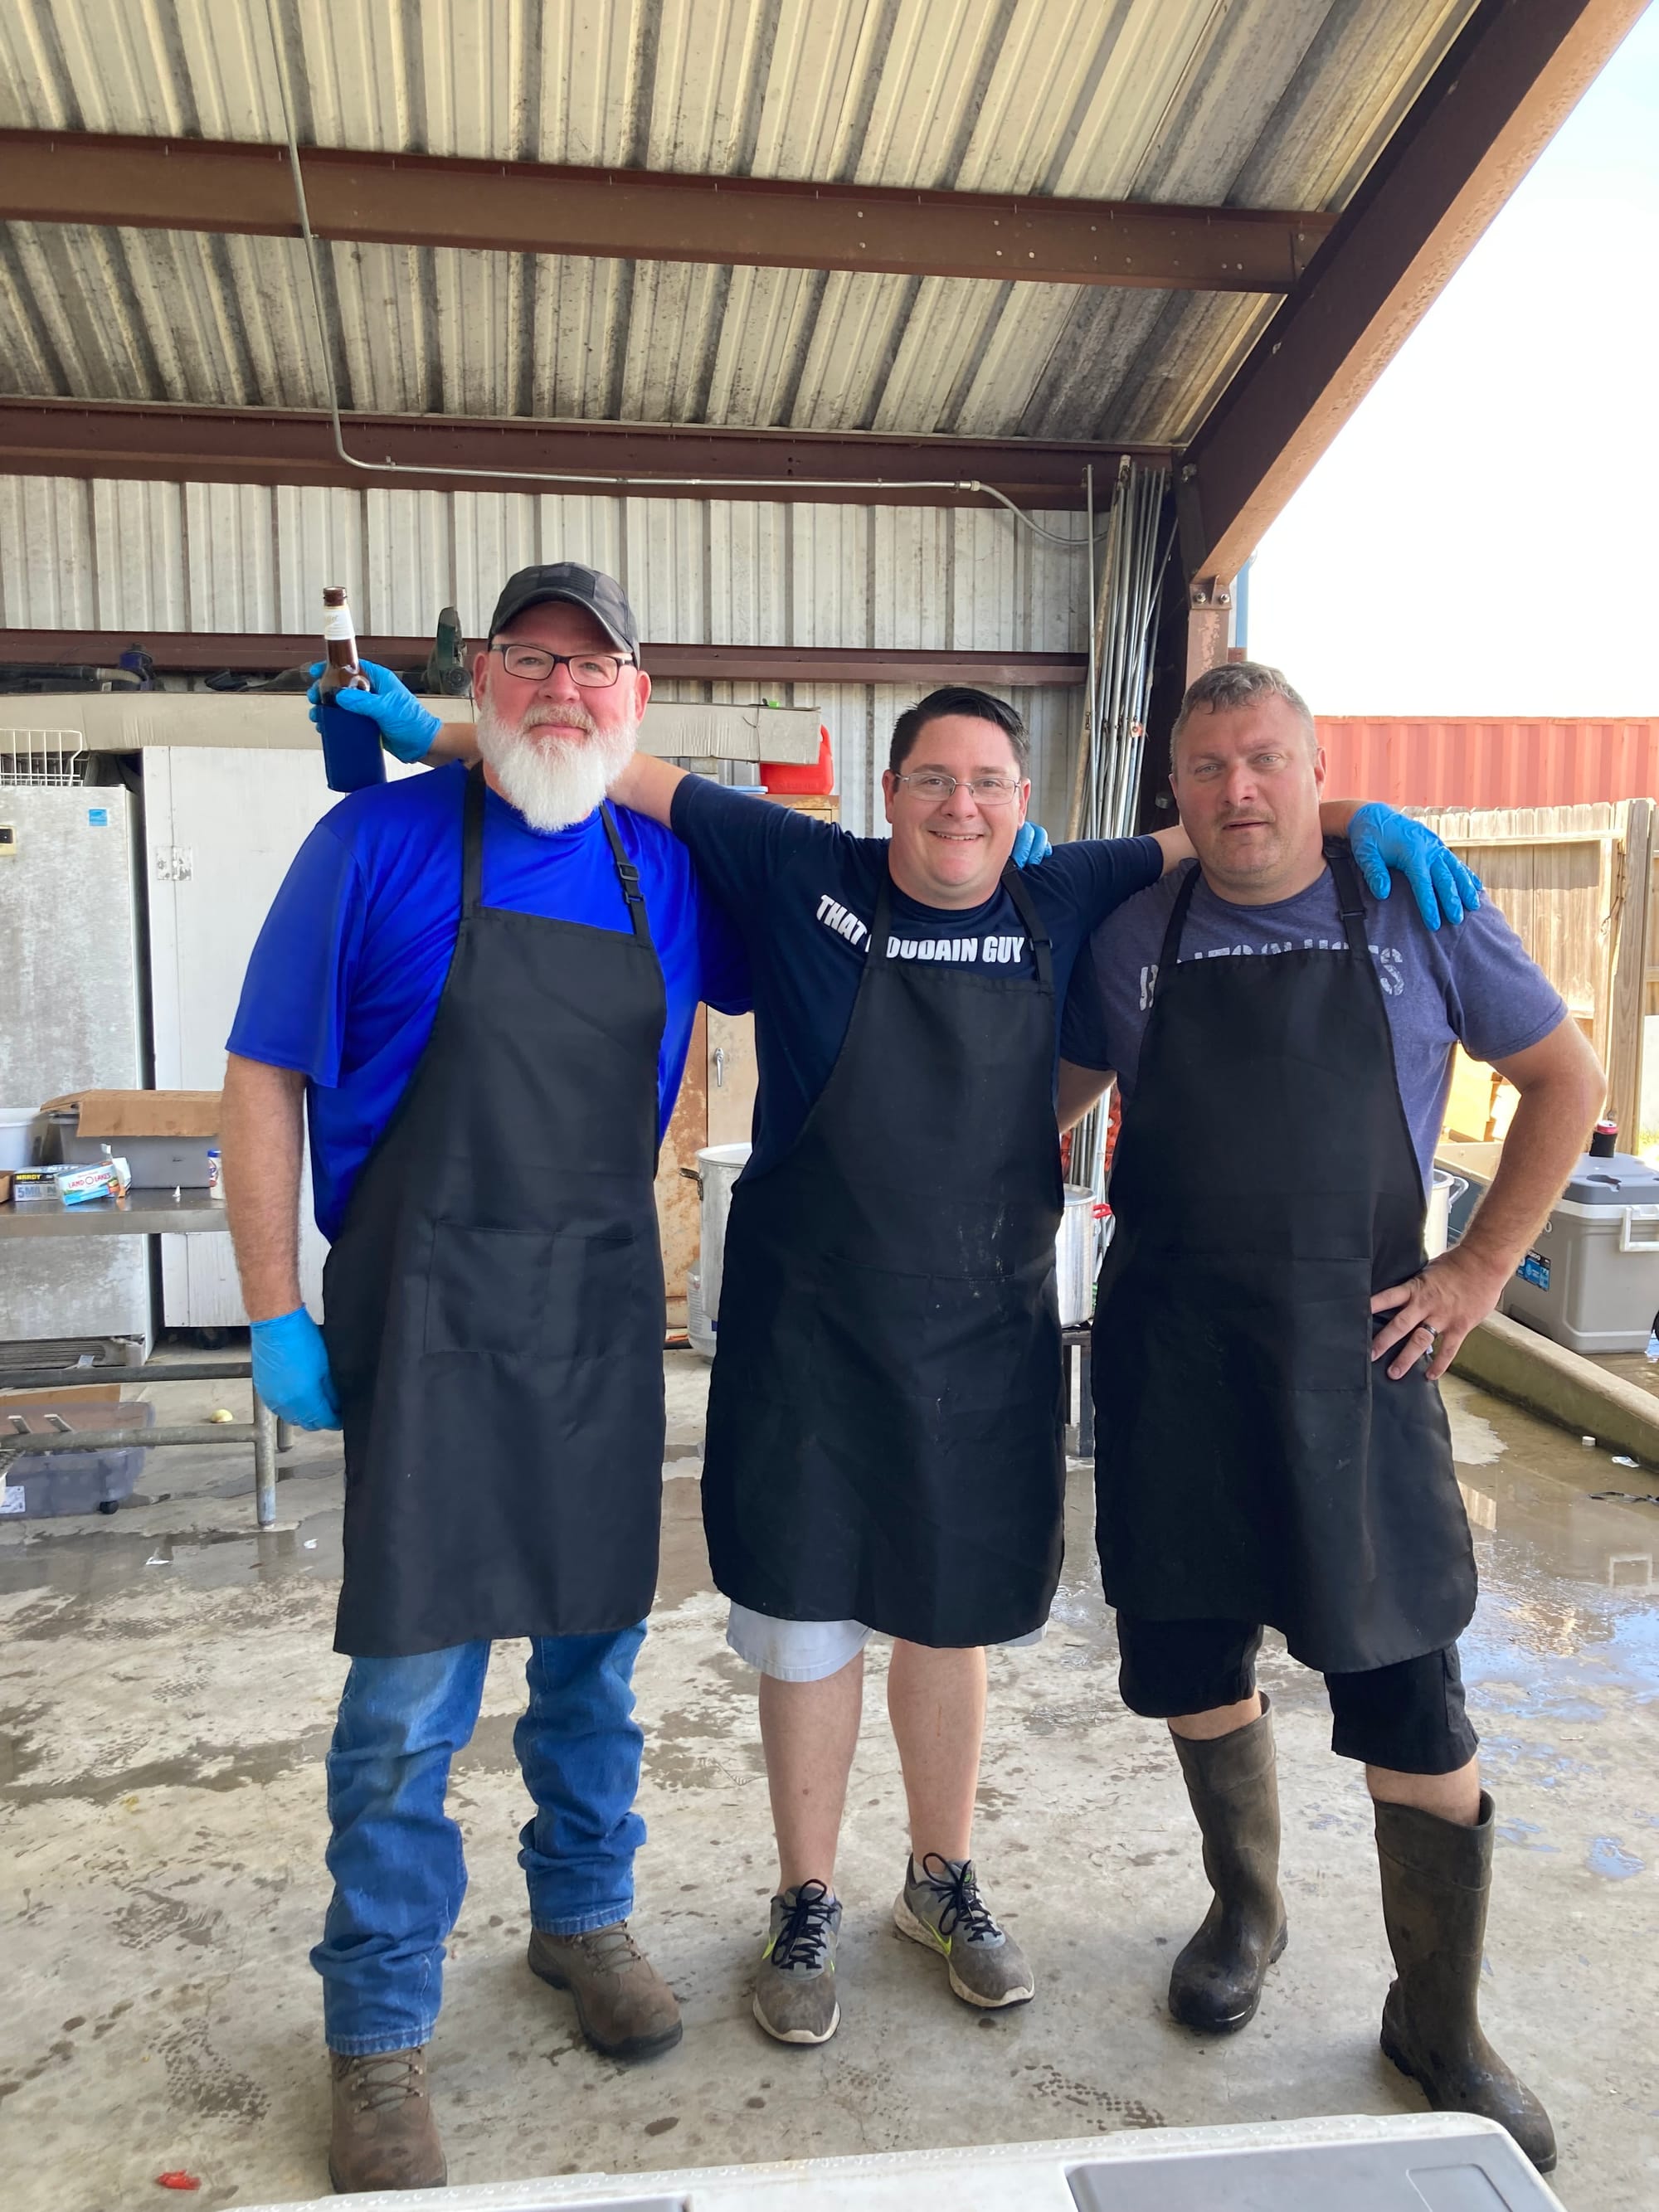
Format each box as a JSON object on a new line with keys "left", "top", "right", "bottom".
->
{"left": 313, "top": 1625, "right": 648, "bottom": 2055}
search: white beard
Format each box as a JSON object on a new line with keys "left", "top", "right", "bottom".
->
{"left": 474, "top": 701, "right": 636, "bottom": 832}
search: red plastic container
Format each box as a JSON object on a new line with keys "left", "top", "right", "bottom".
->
{"left": 761, "top": 725, "right": 834, "bottom": 794}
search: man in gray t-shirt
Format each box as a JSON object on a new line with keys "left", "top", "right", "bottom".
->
{"left": 1058, "top": 661, "right": 1603, "bottom": 2175}
{"left": 1063, "top": 852, "right": 1568, "bottom": 1191}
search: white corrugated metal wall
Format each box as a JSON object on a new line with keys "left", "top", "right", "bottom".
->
{"left": 0, "top": 474, "right": 1091, "bottom": 834}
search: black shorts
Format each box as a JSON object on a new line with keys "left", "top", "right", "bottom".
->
{"left": 1115, "top": 1613, "right": 1478, "bottom": 1776}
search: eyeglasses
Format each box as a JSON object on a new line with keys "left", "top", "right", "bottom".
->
{"left": 489, "top": 644, "right": 634, "bottom": 688}
{"left": 891, "top": 771, "right": 1023, "bottom": 805}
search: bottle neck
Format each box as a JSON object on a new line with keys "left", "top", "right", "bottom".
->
{"left": 322, "top": 600, "right": 359, "bottom": 668}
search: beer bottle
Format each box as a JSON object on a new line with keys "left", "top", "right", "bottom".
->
{"left": 317, "top": 586, "right": 385, "bottom": 792}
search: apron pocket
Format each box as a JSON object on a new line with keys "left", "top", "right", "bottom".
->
{"left": 424, "top": 1222, "right": 557, "bottom": 1355}
{"left": 540, "top": 1225, "right": 650, "bottom": 1362}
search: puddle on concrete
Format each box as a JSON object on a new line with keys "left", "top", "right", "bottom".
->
{"left": 1584, "top": 1834, "right": 1647, "bottom": 1879}
{"left": 1443, "top": 1378, "right": 1659, "bottom": 1712}
{"left": 0, "top": 1510, "right": 344, "bottom": 1610}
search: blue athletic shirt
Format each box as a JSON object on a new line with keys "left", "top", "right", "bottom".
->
{"left": 669, "top": 776, "right": 1164, "bottom": 1176}
{"left": 228, "top": 763, "right": 751, "bottom": 1241}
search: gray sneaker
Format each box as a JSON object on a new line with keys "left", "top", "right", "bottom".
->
{"left": 893, "top": 1853, "right": 1034, "bottom": 2009}
{"left": 752, "top": 1880, "right": 843, "bottom": 2045}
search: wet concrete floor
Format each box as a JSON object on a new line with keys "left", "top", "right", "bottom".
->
{"left": 1, "top": 1354, "right": 1655, "bottom": 2208}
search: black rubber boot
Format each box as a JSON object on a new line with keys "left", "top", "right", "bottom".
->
{"left": 1167, "top": 1696, "right": 1287, "bottom": 2034}
{"left": 1374, "top": 1791, "right": 1557, "bottom": 2174}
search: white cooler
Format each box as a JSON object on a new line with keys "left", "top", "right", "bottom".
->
{"left": 1501, "top": 1149, "right": 1659, "bottom": 1354}
{"left": 235, "top": 2114, "right": 1564, "bottom": 2211}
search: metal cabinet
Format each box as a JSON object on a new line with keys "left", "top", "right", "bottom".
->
{"left": 0, "top": 780, "right": 149, "bottom": 1349}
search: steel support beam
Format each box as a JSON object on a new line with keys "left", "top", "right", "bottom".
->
{"left": 0, "top": 397, "right": 1151, "bottom": 509}
{"left": 0, "top": 630, "right": 1087, "bottom": 688}
{"left": 1178, "top": 0, "right": 1647, "bottom": 583}
{"left": 1184, "top": 577, "right": 1235, "bottom": 687}
{"left": 0, "top": 130, "right": 1333, "bottom": 294}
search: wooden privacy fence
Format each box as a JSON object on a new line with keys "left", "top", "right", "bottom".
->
{"left": 1408, "top": 800, "right": 1655, "bottom": 1142}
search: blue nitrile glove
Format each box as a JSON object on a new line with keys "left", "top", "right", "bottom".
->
{"left": 1013, "top": 820, "right": 1052, "bottom": 867}
{"left": 306, "top": 658, "right": 443, "bottom": 763}
{"left": 1348, "top": 802, "right": 1482, "bottom": 931}
{"left": 251, "top": 1305, "right": 341, "bottom": 1430}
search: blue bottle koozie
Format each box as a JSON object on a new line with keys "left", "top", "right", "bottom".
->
{"left": 319, "top": 695, "right": 387, "bottom": 793}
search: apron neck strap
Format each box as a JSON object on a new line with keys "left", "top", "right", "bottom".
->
{"left": 872, "top": 863, "right": 894, "bottom": 954}
{"left": 869, "top": 860, "right": 1052, "bottom": 989}
{"left": 461, "top": 770, "right": 652, "bottom": 945}
{"left": 1156, "top": 860, "right": 1204, "bottom": 973}
{"left": 1325, "top": 838, "right": 1371, "bottom": 959}
{"left": 1158, "top": 844, "right": 1370, "bottom": 979}
{"left": 999, "top": 860, "right": 1053, "bottom": 992}
{"left": 600, "top": 803, "right": 652, "bottom": 942}
{"left": 462, "top": 763, "right": 487, "bottom": 916}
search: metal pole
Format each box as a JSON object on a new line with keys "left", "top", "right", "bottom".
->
{"left": 251, "top": 1387, "right": 280, "bottom": 1529}
{"left": 275, "top": 1417, "right": 294, "bottom": 1454}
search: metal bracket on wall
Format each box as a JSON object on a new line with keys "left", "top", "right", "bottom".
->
{"left": 1185, "top": 576, "right": 1233, "bottom": 685}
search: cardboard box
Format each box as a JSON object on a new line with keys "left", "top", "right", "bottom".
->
{"left": 41, "top": 1091, "right": 221, "bottom": 1139}
{"left": 41, "top": 1091, "right": 220, "bottom": 1189}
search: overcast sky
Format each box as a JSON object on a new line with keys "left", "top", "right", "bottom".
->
{"left": 1247, "top": 6, "right": 1658, "bottom": 718}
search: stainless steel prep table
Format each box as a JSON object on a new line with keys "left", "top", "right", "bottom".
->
{"left": 0, "top": 1189, "right": 291, "bottom": 1526}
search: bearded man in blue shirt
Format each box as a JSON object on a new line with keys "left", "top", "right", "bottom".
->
{"left": 221, "top": 565, "right": 747, "bottom": 2193}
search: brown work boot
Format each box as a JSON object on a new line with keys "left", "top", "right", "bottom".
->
{"left": 1375, "top": 1791, "right": 1557, "bottom": 2174}
{"left": 1167, "top": 1697, "right": 1288, "bottom": 2035}
{"left": 528, "top": 1922, "right": 683, "bottom": 2059}
{"left": 328, "top": 2046, "right": 446, "bottom": 2193}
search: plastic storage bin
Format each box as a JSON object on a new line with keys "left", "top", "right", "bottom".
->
{"left": 45, "top": 1111, "right": 216, "bottom": 1188}
{"left": 0, "top": 1398, "right": 153, "bottom": 1517}
{"left": 1501, "top": 1149, "right": 1659, "bottom": 1354}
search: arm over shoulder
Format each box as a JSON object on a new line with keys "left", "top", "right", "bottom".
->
{"left": 669, "top": 775, "right": 842, "bottom": 918}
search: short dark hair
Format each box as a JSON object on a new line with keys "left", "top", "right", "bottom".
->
{"left": 888, "top": 687, "right": 1029, "bottom": 776}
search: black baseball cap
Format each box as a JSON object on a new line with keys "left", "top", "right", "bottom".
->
{"left": 485, "top": 562, "right": 640, "bottom": 659}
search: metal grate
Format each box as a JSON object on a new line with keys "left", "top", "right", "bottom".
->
{"left": 0, "top": 731, "right": 88, "bottom": 785}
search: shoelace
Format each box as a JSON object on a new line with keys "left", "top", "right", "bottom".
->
{"left": 772, "top": 1879, "right": 838, "bottom": 1971}
{"left": 567, "top": 1923, "right": 646, "bottom": 1974}
{"left": 917, "top": 1854, "right": 1003, "bottom": 1944}
{"left": 345, "top": 2050, "right": 424, "bottom": 2114}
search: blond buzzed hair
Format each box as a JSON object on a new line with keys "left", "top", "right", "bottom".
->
{"left": 1170, "top": 661, "right": 1316, "bottom": 770}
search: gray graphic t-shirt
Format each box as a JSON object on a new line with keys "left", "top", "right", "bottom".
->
{"left": 1060, "top": 861, "right": 1567, "bottom": 1189}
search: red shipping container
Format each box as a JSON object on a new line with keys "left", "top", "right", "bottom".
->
{"left": 1316, "top": 719, "right": 1659, "bottom": 811}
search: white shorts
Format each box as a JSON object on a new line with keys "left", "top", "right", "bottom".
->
{"left": 726, "top": 1602, "right": 1046, "bottom": 1683}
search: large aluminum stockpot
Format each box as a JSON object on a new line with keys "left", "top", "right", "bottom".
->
{"left": 1056, "top": 1184, "right": 1101, "bottom": 1328}
{"left": 1425, "top": 1169, "right": 1469, "bottom": 1260}
{"left": 685, "top": 1148, "right": 1102, "bottom": 1355}
{"left": 685, "top": 1143, "right": 752, "bottom": 1358}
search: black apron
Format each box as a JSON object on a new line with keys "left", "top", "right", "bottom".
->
{"left": 321, "top": 766, "right": 669, "bottom": 1658}
{"left": 1092, "top": 843, "right": 1474, "bottom": 1675}
{"left": 703, "top": 863, "right": 1066, "bottom": 1647}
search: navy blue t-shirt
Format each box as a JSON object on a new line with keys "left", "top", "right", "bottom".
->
{"left": 229, "top": 765, "right": 750, "bottom": 1239}
{"left": 670, "top": 777, "right": 1163, "bottom": 1175}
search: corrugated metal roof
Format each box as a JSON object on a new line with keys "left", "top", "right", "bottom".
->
{"left": 0, "top": 0, "right": 1478, "bottom": 442}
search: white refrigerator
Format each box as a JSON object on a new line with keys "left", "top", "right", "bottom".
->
{"left": 144, "top": 745, "right": 421, "bottom": 1327}
{"left": 0, "top": 779, "right": 150, "bottom": 1351}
